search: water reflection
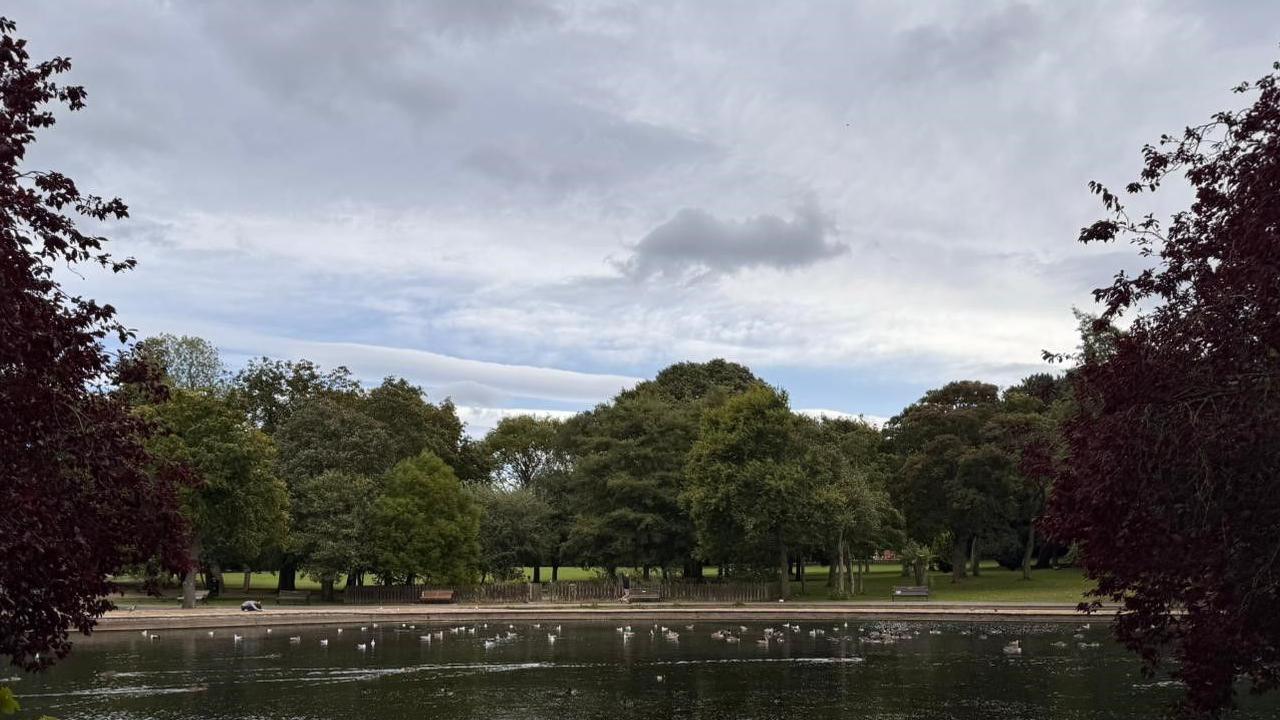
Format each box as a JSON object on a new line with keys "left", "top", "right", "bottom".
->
{"left": 13, "top": 620, "right": 1275, "bottom": 719}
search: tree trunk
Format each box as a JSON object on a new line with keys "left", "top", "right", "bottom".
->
{"left": 845, "top": 550, "right": 856, "bottom": 595}
{"left": 797, "top": 556, "right": 806, "bottom": 594}
{"left": 551, "top": 563, "right": 559, "bottom": 582}
{"left": 855, "top": 553, "right": 864, "bottom": 595}
{"left": 642, "top": 566, "right": 651, "bottom": 581}
{"left": 901, "top": 558, "right": 911, "bottom": 577}
{"left": 532, "top": 564, "right": 542, "bottom": 583}
{"left": 912, "top": 556, "right": 926, "bottom": 586}
{"left": 278, "top": 558, "right": 298, "bottom": 592}
{"left": 951, "top": 538, "right": 968, "bottom": 583}
{"left": 1021, "top": 524, "right": 1036, "bottom": 580}
{"left": 321, "top": 577, "right": 335, "bottom": 602}
{"left": 970, "top": 537, "right": 981, "bottom": 577}
{"left": 777, "top": 542, "right": 790, "bottom": 598}
{"left": 834, "top": 534, "right": 846, "bottom": 594}
{"left": 242, "top": 568, "right": 253, "bottom": 592}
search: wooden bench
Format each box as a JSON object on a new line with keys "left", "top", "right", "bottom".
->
{"left": 419, "top": 590, "right": 455, "bottom": 604}
{"left": 891, "top": 585, "right": 930, "bottom": 601}
{"left": 623, "top": 588, "right": 661, "bottom": 603}
{"left": 177, "top": 590, "right": 210, "bottom": 605}
{"left": 277, "top": 590, "right": 311, "bottom": 604}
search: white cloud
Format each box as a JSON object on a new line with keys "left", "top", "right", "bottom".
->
{"left": 14, "top": 0, "right": 1279, "bottom": 420}
{"left": 454, "top": 406, "right": 579, "bottom": 438}
{"left": 796, "top": 408, "right": 889, "bottom": 428}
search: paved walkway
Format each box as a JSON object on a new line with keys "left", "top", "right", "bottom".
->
{"left": 98, "top": 601, "right": 1108, "bottom": 632}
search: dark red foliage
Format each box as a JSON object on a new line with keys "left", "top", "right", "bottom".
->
{"left": 0, "top": 17, "right": 189, "bottom": 671}
{"left": 1044, "top": 62, "right": 1280, "bottom": 716}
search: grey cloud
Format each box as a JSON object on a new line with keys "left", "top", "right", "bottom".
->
{"left": 891, "top": 3, "right": 1041, "bottom": 84}
{"left": 457, "top": 112, "right": 718, "bottom": 196}
{"left": 196, "top": 3, "right": 460, "bottom": 123}
{"left": 618, "top": 205, "right": 847, "bottom": 280}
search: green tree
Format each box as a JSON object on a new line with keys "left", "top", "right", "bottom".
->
{"left": 230, "top": 358, "right": 360, "bottom": 435}
{"left": 482, "top": 415, "right": 566, "bottom": 490}
{"left": 801, "top": 417, "right": 897, "bottom": 595}
{"left": 481, "top": 415, "right": 570, "bottom": 581}
{"left": 132, "top": 334, "right": 226, "bottom": 391}
{"left": 368, "top": 452, "right": 481, "bottom": 585}
{"left": 272, "top": 395, "right": 393, "bottom": 590}
{"left": 471, "top": 485, "right": 551, "bottom": 582}
{"left": 565, "top": 359, "right": 760, "bottom": 579}
{"left": 565, "top": 392, "right": 698, "bottom": 578}
{"left": 683, "top": 384, "right": 813, "bottom": 597}
{"left": 985, "top": 376, "right": 1070, "bottom": 579}
{"left": 886, "top": 381, "right": 1016, "bottom": 582}
{"left": 364, "top": 378, "right": 484, "bottom": 482}
{"left": 275, "top": 395, "right": 397, "bottom": 484}
{"left": 291, "top": 470, "right": 376, "bottom": 600}
{"left": 143, "top": 390, "right": 289, "bottom": 606}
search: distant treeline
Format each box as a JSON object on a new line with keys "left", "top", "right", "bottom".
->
{"left": 126, "top": 330, "right": 1091, "bottom": 605}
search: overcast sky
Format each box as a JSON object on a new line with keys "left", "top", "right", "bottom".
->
{"left": 13, "top": 1, "right": 1280, "bottom": 433}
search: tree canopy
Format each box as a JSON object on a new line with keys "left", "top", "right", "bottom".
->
{"left": 1044, "top": 62, "right": 1280, "bottom": 716}
{"left": 369, "top": 452, "right": 482, "bottom": 585}
{"left": 0, "top": 16, "right": 188, "bottom": 675}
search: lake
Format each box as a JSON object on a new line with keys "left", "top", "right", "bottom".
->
{"left": 11, "top": 619, "right": 1276, "bottom": 719}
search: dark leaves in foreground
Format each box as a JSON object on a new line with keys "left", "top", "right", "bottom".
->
{"left": 1044, "top": 62, "right": 1280, "bottom": 717}
{"left": 0, "top": 17, "right": 190, "bottom": 672}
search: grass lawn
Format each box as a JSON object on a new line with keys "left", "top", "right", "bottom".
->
{"left": 111, "top": 563, "right": 1092, "bottom": 606}
{"left": 783, "top": 561, "right": 1093, "bottom": 603}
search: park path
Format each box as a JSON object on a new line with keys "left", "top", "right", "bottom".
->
{"left": 98, "top": 601, "right": 1110, "bottom": 632}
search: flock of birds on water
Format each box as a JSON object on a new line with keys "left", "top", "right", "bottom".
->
{"left": 133, "top": 621, "right": 1103, "bottom": 659}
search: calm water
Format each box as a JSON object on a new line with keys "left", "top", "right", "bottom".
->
{"left": 10, "top": 619, "right": 1276, "bottom": 719}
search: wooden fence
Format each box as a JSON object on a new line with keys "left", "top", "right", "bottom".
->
{"left": 343, "top": 579, "right": 779, "bottom": 605}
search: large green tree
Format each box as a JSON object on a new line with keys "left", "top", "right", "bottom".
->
{"left": 566, "top": 392, "right": 696, "bottom": 577}
{"left": 566, "top": 360, "right": 760, "bottom": 579}
{"left": 364, "top": 377, "right": 486, "bottom": 483}
{"left": 801, "top": 417, "right": 897, "bottom": 595}
{"left": 290, "top": 470, "right": 377, "bottom": 600}
{"left": 886, "top": 381, "right": 1017, "bottom": 582}
{"left": 368, "top": 452, "right": 481, "bottom": 585}
{"left": 143, "top": 390, "right": 289, "bottom": 606}
{"left": 683, "top": 384, "right": 814, "bottom": 597}
{"left": 275, "top": 395, "right": 397, "bottom": 484}
{"left": 471, "top": 485, "right": 551, "bottom": 582}
{"left": 231, "top": 358, "right": 361, "bottom": 436}
{"left": 483, "top": 415, "right": 566, "bottom": 490}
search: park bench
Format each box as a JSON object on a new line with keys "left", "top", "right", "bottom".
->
{"left": 419, "top": 590, "right": 456, "bottom": 604}
{"left": 277, "top": 590, "right": 311, "bottom": 604}
{"left": 177, "top": 590, "right": 210, "bottom": 605}
{"left": 891, "top": 585, "right": 930, "bottom": 601}
{"left": 624, "top": 588, "right": 661, "bottom": 603}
